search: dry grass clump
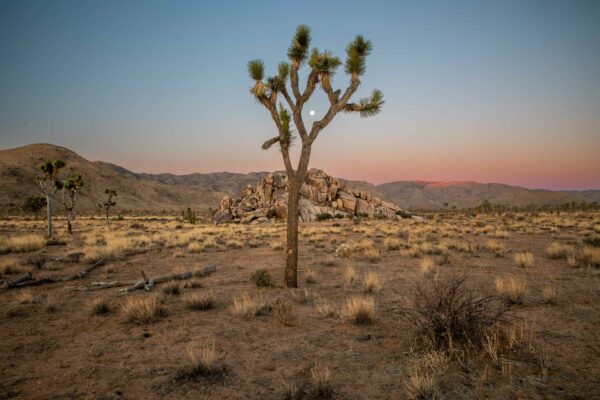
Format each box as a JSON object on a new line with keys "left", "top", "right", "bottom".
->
{"left": 177, "top": 341, "right": 224, "bottom": 382}
{"left": 250, "top": 268, "right": 275, "bottom": 287}
{"left": 485, "top": 240, "right": 506, "bottom": 255}
{"left": 402, "top": 275, "right": 506, "bottom": 350}
{"left": 343, "top": 296, "right": 375, "bottom": 324}
{"left": 6, "top": 234, "right": 46, "bottom": 253}
{"left": 420, "top": 257, "right": 437, "bottom": 277}
{"left": 363, "top": 272, "right": 381, "bottom": 293}
{"left": 384, "top": 237, "right": 402, "bottom": 251}
{"left": 271, "top": 241, "right": 284, "bottom": 251}
{"left": 0, "top": 258, "right": 26, "bottom": 275}
{"left": 183, "top": 291, "right": 214, "bottom": 310}
{"left": 230, "top": 292, "right": 270, "bottom": 320}
{"left": 343, "top": 265, "right": 358, "bottom": 286}
{"left": 316, "top": 300, "right": 339, "bottom": 318}
{"left": 273, "top": 299, "right": 295, "bottom": 326}
{"left": 514, "top": 252, "right": 534, "bottom": 268}
{"left": 541, "top": 285, "right": 558, "bottom": 304}
{"left": 188, "top": 241, "right": 205, "bottom": 253}
{"left": 309, "top": 366, "right": 334, "bottom": 399}
{"left": 545, "top": 242, "right": 573, "bottom": 259}
{"left": 495, "top": 276, "right": 526, "bottom": 305}
{"left": 121, "top": 295, "right": 166, "bottom": 324}
{"left": 405, "top": 352, "right": 448, "bottom": 400}
{"left": 364, "top": 247, "right": 381, "bottom": 263}
{"left": 161, "top": 280, "right": 182, "bottom": 295}
{"left": 15, "top": 288, "right": 35, "bottom": 304}
{"left": 89, "top": 296, "right": 111, "bottom": 315}
{"left": 580, "top": 246, "right": 600, "bottom": 267}
{"left": 321, "top": 255, "right": 337, "bottom": 267}
{"left": 304, "top": 268, "right": 317, "bottom": 284}
{"left": 336, "top": 243, "right": 351, "bottom": 259}
{"left": 173, "top": 248, "right": 185, "bottom": 258}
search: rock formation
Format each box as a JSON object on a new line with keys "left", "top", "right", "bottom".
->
{"left": 213, "top": 169, "right": 411, "bottom": 224}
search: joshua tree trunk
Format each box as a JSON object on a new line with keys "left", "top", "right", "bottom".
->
{"left": 46, "top": 194, "right": 53, "bottom": 238}
{"left": 284, "top": 180, "right": 300, "bottom": 287}
{"left": 66, "top": 209, "right": 73, "bottom": 235}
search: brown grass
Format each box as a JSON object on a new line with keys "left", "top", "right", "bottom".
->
{"left": 343, "top": 296, "right": 375, "bottom": 324}
{"left": 363, "top": 272, "right": 381, "bottom": 293}
{"left": 89, "top": 296, "right": 111, "bottom": 315}
{"left": 183, "top": 291, "right": 214, "bottom": 310}
{"left": 6, "top": 234, "right": 46, "bottom": 253}
{"left": 545, "top": 242, "right": 573, "bottom": 259}
{"left": 309, "top": 366, "right": 334, "bottom": 399}
{"left": 121, "top": 295, "right": 166, "bottom": 324}
{"left": 514, "top": 252, "right": 534, "bottom": 268}
{"left": 343, "top": 264, "right": 358, "bottom": 286}
{"left": 230, "top": 292, "right": 269, "bottom": 320}
{"left": 364, "top": 247, "right": 381, "bottom": 263}
{"left": 581, "top": 246, "right": 600, "bottom": 267}
{"left": 384, "top": 237, "right": 402, "bottom": 250}
{"left": 495, "top": 276, "right": 526, "bottom": 304}
{"left": 178, "top": 341, "right": 224, "bottom": 381}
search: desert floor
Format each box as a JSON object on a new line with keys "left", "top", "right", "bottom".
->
{"left": 1, "top": 212, "right": 599, "bottom": 399}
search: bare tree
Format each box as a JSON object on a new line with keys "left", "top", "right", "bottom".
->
{"left": 247, "top": 25, "right": 384, "bottom": 287}
{"left": 62, "top": 174, "right": 84, "bottom": 234}
{"left": 37, "top": 160, "right": 65, "bottom": 238}
{"left": 101, "top": 189, "right": 117, "bottom": 225}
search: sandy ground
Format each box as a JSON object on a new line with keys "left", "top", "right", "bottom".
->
{"left": 0, "top": 213, "right": 599, "bottom": 399}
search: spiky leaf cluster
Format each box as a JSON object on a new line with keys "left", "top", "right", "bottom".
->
{"left": 345, "top": 35, "right": 373, "bottom": 75}
{"left": 63, "top": 174, "right": 84, "bottom": 192}
{"left": 308, "top": 49, "right": 342, "bottom": 76}
{"left": 287, "top": 25, "right": 311, "bottom": 63}
{"left": 278, "top": 104, "right": 295, "bottom": 147}
{"left": 355, "top": 89, "right": 385, "bottom": 117}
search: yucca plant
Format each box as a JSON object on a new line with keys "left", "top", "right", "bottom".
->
{"left": 248, "top": 25, "right": 384, "bottom": 287}
{"left": 101, "top": 189, "right": 117, "bottom": 225}
{"left": 61, "top": 173, "right": 84, "bottom": 234}
{"left": 37, "top": 159, "right": 65, "bottom": 238}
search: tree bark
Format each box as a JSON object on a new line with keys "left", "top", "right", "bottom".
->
{"left": 67, "top": 209, "right": 72, "bottom": 235}
{"left": 46, "top": 195, "right": 53, "bottom": 238}
{"left": 285, "top": 179, "right": 300, "bottom": 288}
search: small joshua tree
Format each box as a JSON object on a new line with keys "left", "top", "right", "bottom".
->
{"left": 101, "top": 189, "right": 117, "bottom": 225}
{"left": 62, "top": 174, "right": 84, "bottom": 234}
{"left": 38, "top": 160, "right": 65, "bottom": 237}
{"left": 22, "top": 196, "right": 47, "bottom": 220}
{"left": 247, "top": 25, "right": 384, "bottom": 287}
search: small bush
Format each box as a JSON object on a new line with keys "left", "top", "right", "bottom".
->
{"left": 336, "top": 243, "right": 351, "bottom": 259}
{"left": 273, "top": 299, "right": 295, "bottom": 326}
{"left": 250, "top": 268, "right": 275, "bottom": 287}
{"left": 514, "top": 252, "right": 534, "bottom": 268}
{"left": 309, "top": 366, "right": 334, "bottom": 399}
{"left": 178, "top": 341, "right": 224, "bottom": 382}
{"left": 90, "top": 297, "right": 111, "bottom": 315}
{"left": 121, "top": 296, "right": 166, "bottom": 324}
{"left": 343, "top": 265, "right": 357, "bottom": 286}
{"left": 316, "top": 300, "right": 338, "bottom": 318}
{"left": 15, "top": 288, "right": 35, "bottom": 304}
{"left": 402, "top": 275, "right": 506, "bottom": 349}
{"left": 316, "top": 213, "right": 333, "bottom": 221}
{"left": 384, "top": 237, "right": 402, "bottom": 250}
{"left": 230, "top": 292, "right": 270, "bottom": 320}
{"left": 162, "top": 281, "right": 182, "bottom": 296}
{"left": 542, "top": 285, "right": 558, "bottom": 304}
{"left": 271, "top": 241, "right": 284, "bottom": 251}
{"left": 581, "top": 246, "right": 600, "bottom": 267}
{"left": 363, "top": 272, "right": 381, "bottom": 293}
{"left": 183, "top": 291, "right": 214, "bottom": 310}
{"left": 343, "top": 297, "right": 375, "bottom": 324}
{"left": 545, "top": 242, "right": 572, "bottom": 259}
{"left": 495, "top": 276, "right": 526, "bottom": 305}
{"left": 364, "top": 247, "right": 380, "bottom": 263}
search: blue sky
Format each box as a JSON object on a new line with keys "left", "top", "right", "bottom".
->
{"left": 1, "top": 0, "right": 599, "bottom": 189}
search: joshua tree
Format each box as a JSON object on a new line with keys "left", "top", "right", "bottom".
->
{"left": 38, "top": 160, "right": 66, "bottom": 237}
{"left": 101, "top": 189, "right": 117, "bottom": 225}
{"left": 247, "top": 25, "right": 384, "bottom": 287}
{"left": 61, "top": 174, "right": 84, "bottom": 234}
{"left": 22, "top": 196, "right": 47, "bottom": 220}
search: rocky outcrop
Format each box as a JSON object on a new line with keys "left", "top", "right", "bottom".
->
{"left": 213, "top": 169, "right": 411, "bottom": 224}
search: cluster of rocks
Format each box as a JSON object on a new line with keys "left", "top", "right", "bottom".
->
{"left": 213, "top": 169, "right": 411, "bottom": 224}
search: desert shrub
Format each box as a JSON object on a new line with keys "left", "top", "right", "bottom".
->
{"left": 335, "top": 243, "right": 351, "bottom": 259}
{"left": 309, "top": 366, "right": 334, "bottom": 399}
{"left": 542, "top": 285, "right": 558, "bottom": 304}
{"left": 343, "top": 296, "right": 375, "bottom": 324}
{"left": 271, "top": 241, "right": 284, "bottom": 251}
{"left": 317, "top": 213, "right": 333, "bottom": 221}
{"left": 343, "top": 265, "right": 357, "bottom": 286}
{"left": 305, "top": 268, "right": 317, "bottom": 284}
{"left": 545, "top": 242, "right": 572, "bottom": 259}
{"left": 6, "top": 234, "right": 46, "bottom": 253}
{"left": 188, "top": 242, "right": 205, "bottom": 253}
{"left": 384, "top": 237, "right": 402, "bottom": 250}
{"left": 495, "top": 276, "right": 526, "bottom": 305}
{"left": 316, "top": 300, "right": 339, "bottom": 318}
{"left": 89, "top": 297, "right": 111, "bottom": 315}
{"left": 121, "top": 295, "right": 166, "bottom": 324}
{"left": 0, "top": 258, "right": 26, "bottom": 275}
{"left": 162, "top": 281, "right": 182, "bottom": 295}
{"left": 273, "top": 299, "right": 295, "bottom": 326}
{"left": 364, "top": 247, "right": 380, "bottom": 263}
{"left": 420, "top": 257, "right": 437, "bottom": 277}
{"left": 15, "top": 288, "right": 35, "bottom": 304}
{"left": 183, "top": 291, "right": 214, "bottom": 310}
{"left": 514, "top": 252, "right": 534, "bottom": 268}
{"left": 401, "top": 275, "right": 506, "bottom": 350}
{"left": 363, "top": 272, "right": 381, "bottom": 293}
{"left": 250, "top": 268, "right": 275, "bottom": 287}
{"left": 405, "top": 351, "right": 448, "bottom": 400}
{"left": 581, "top": 246, "right": 600, "bottom": 267}
{"left": 583, "top": 236, "right": 600, "bottom": 248}
{"left": 230, "top": 292, "right": 270, "bottom": 319}
{"left": 177, "top": 341, "right": 224, "bottom": 382}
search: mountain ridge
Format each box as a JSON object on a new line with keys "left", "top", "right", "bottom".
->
{"left": 1, "top": 143, "right": 599, "bottom": 212}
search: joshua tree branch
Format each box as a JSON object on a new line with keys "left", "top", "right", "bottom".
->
{"left": 262, "top": 136, "right": 280, "bottom": 150}
{"left": 290, "top": 63, "right": 302, "bottom": 101}
{"left": 300, "top": 70, "right": 319, "bottom": 107}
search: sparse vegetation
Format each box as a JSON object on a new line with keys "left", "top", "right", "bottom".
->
{"left": 250, "top": 268, "right": 275, "bottom": 287}
{"left": 514, "top": 252, "right": 534, "bottom": 268}
{"left": 343, "top": 296, "right": 375, "bottom": 324}
{"left": 183, "top": 291, "right": 214, "bottom": 310}
{"left": 121, "top": 295, "right": 166, "bottom": 324}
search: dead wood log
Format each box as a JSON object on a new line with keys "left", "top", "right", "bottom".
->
{"left": 10, "top": 276, "right": 55, "bottom": 288}
{"left": 62, "top": 259, "right": 105, "bottom": 281}
{"left": 119, "top": 265, "right": 216, "bottom": 292}
{"left": 63, "top": 281, "right": 126, "bottom": 292}
{"left": 6, "top": 272, "right": 33, "bottom": 288}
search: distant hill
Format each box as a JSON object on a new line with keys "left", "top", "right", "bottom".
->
{"left": 0, "top": 143, "right": 598, "bottom": 213}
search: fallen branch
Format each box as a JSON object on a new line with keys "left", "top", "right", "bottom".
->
{"left": 5, "top": 272, "right": 33, "bottom": 288}
{"left": 63, "top": 281, "right": 127, "bottom": 292}
{"left": 120, "top": 265, "right": 216, "bottom": 292}
{"left": 10, "top": 276, "right": 55, "bottom": 288}
{"left": 62, "top": 259, "right": 105, "bottom": 281}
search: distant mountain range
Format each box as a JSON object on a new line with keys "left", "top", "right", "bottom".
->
{"left": 1, "top": 143, "right": 598, "bottom": 213}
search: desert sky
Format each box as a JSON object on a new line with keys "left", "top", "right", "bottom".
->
{"left": 0, "top": 0, "right": 599, "bottom": 190}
